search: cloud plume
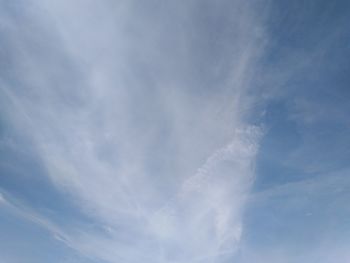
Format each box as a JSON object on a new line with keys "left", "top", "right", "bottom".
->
{"left": 0, "top": 0, "right": 267, "bottom": 262}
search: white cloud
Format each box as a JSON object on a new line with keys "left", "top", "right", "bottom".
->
{"left": 0, "top": 0, "right": 268, "bottom": 262}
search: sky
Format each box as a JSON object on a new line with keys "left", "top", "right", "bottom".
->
{"left": 0, "top": 0, "right": 349, "bottom": 262}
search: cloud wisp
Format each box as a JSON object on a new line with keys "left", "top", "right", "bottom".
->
{"left": 0, "top": 0, "right": 268, "bottom": 262}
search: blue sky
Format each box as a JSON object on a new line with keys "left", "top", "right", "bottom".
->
{"left": 0, "top": 0, "right": 349, "bottom": 262}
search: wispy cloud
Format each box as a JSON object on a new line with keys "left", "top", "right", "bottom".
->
{"left": 0, "top": 0, "right": 268, "bottom": 262}
{"left": 0, "top": 190, "right": 71, "bottom": 247}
